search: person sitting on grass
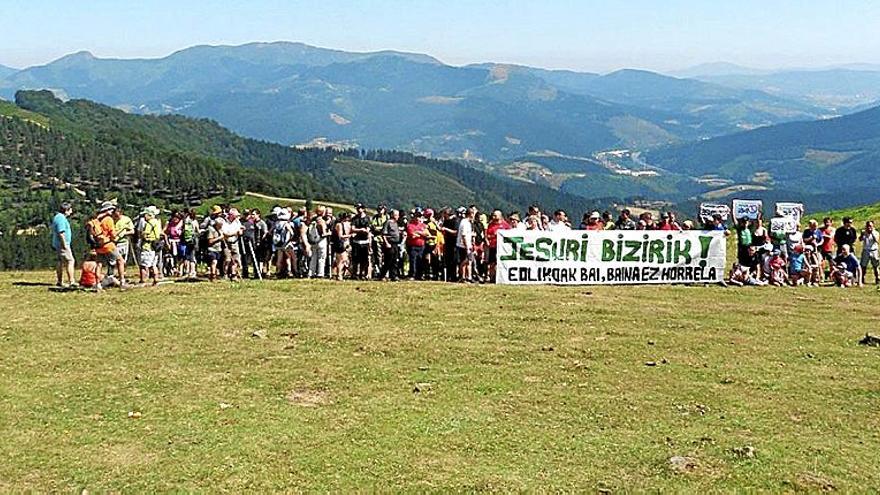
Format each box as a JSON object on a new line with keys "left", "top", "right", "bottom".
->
{"left": 833, "top": 244, "right": 862, "bottom": 288}
{"left": 80, "top": 251, "right": 120, "bottom": 292}
{"left": 728, "top": 262, "right": 767, "bottom": 286}
{"left": 767, "top": 249, "right": 788, "bottom": 287}
{"left": 831, "top": 262, "right": 855, "bottom": 288}
{"left": 787, "top": 244, "right": 812, "bottom": 286}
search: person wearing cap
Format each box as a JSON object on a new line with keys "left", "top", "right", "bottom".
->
{"left": 456, "top": 206, "right": 476, "bottom": 283}
{"left": 221, "top": 208, "right": 245, "bottom": 281}
{"left": 92, "top": 201, "right": 125, "bottom": 285}
{"left": 205, "top": 217, "right": 225, "bottom": 282}
{"left": 583, "top": 211, "right": 603, "bottom": 231}
{"left": 138, "top": 206, "right": 163, "bottom": 286}
{"left": 834, "top": 217, "right": 857, "bottom": 256}
{"left": 51, "top": 202, "right": 75, "bottom": 287}
{"left": 405, "top": 209, "right": 428, "bottom": 280}
{"left": 350, "top": 203, "right": 371, "bottom": 280}
{"left": 113, "top": 206, "right": 135, "bottom": 269}
{"left": 369, "top": 205, "right": 389, "bottom": 279}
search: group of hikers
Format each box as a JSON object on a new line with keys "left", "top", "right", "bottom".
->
{"left": 48, "top": 199, "right": 879, "bottom": 290}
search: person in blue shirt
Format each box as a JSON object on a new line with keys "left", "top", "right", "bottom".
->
{"left": 51, "top": 202, "right": 75, "bottom": 287}
{"left": 833, "top": 244, "right": 862, "bottom": 287}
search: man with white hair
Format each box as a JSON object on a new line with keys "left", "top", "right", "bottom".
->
{"left": 222, "top": 208, "right": 245, "bottom": 281}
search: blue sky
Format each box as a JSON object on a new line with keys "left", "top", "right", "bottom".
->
{"left": 2, "top": 0, "right": 879, "bottom": 72}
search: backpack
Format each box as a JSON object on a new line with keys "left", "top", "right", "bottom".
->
{"left": 86, "top": 218, "right": 104, "bottom": 249}
{"left": 307, "top": 222, "right": 321, "bottom": 245}
{"left": 273, "top": 221, "right": 292, "bottom": 249}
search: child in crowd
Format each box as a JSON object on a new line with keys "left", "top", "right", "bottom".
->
{"left": 768, "top": 249, "right": 788, "bottom": 286}
{"left": 80, "top": 251, "right": 120, "bottom": 291}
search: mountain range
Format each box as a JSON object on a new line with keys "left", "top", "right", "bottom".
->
{"left": 0, "top": 42, "right": 837, "bottom": 163}
{"left": 2, "top": 43, "right": 880, "bottom": 213}
{"left": 0, "top": 65, "right": 16, "bottom": 79}
{"left": 644, "top": 104, "right": 880, "bottom": 210}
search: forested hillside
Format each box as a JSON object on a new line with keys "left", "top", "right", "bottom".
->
{"left": 0, "top": 91, "right": 601, "bottom": 268}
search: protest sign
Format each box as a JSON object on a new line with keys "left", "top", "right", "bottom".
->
{"left": 699, "top": 203, "right": 731, "bottom": 224}
{"left": 496, "top": 229, "right": 726, "bottom": 285}
{"left": 770, "top": 216, "right": 799, "bottom": 234}
{"left": 732, "top": 199, "right": 763, "bottom": 220}
{"left": 775, "top": 202, "right": 804, "bottom": 225}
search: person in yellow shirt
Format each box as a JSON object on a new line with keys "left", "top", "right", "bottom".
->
{"left": 138, "top": 206, "right": 163, "bottom": 286}
{"left": 113, "top": 206, "right": 135, "bottom": 276}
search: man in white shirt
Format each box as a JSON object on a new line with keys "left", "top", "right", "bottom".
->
{"left": 456, "top": 208, "right": 475, "bottom": 282}
{"left": 547, "top": 210, "right": 571, "bottom": 231}
{"left": 222, "top": 208, "right": 245, "bottom": 280}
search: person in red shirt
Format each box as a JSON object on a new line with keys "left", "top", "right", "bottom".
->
{"left": 485, "top": 209, "right": 511, "bottom": 282}
{"left": 820, "top": 217, "right": 836, "bottom": 280}
{"left": 658, "top": 212, "right": 679, "bottom": 231}
{"left": 405, "top": 210, "right": 428, "bottom": 280}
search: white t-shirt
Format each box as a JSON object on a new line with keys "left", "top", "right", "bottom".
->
{"left": 222, "top": 219, "right": 243, "bottom": 240}
{"left": 548, "top": 220, "right": 570, "bottom": 232}
{"left": 457, "top": 218, "right": 473, "bottom": 248}
{"left": 864, "top": 230, "right": 879, "bottom": 253}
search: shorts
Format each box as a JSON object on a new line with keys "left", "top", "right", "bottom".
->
{"left": 97, "top": 249, "right": 120, "bottom": 266}
{"left": 225, "top": 242, "right": 241, "bottom": 264}
{"left": 861, "top": 251, "right": 879, "bottom": 269}
{"left": 179, "top": 242, "right": 196, "bottom": 262}
{"left": 207, "top": 251, "right": 222, "bottom": 263}
{"left": 56, "top": 246, "right": 74, "bottom": 262}
{"left": 139, "top": 249, "right": 157, "bottom": 268}
{"left": 457, "top": 247, "right": 475, "bottom": 263}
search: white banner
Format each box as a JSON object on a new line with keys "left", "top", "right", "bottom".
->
{"left": 496, "top": 230, "right": 727, "bottom": 285}
{"left": 775, "top": 202, "right": 804, "bottom": 225}
{"left": 732, "top": 199, "right": 763, "bottom": 220}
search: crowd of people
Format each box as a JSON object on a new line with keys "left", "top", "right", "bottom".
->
{"left": 48, "top": 199, "right": 879, "bottom": 290}
{"left": 728, "top": 215, "right": 879, "bottom": 288}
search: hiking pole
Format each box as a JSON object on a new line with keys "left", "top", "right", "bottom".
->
{"left": 248, "top": 238, "right": 263, "bottom": 281}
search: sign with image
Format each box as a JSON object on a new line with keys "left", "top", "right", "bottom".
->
{"left": 770, "top": 216, "right": 799, "bottom": 234}
{"left": 732, "top": 199, "right": 763, "bottom": 220}
{"left": 775, "top": 202, "right": 804, "bottom": 226}
{"left": 699, "top": 203, "right": 731, "bottom": 223}
{"left": 496, "top": 230, "right": 726, "bottom": 285}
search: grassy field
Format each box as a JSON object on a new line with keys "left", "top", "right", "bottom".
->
{"left": 1, "top": 271, "right": 879, "bottom": 492}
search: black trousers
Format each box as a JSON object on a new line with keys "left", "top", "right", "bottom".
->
{"left": 379, "top": 244, "right": 400, "bottom": 281}
{"left": 351, "top": 243, "right": 370, "bottom": 279}
{"left": 444, "top": 242, "right": 458, "bottom": 282}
